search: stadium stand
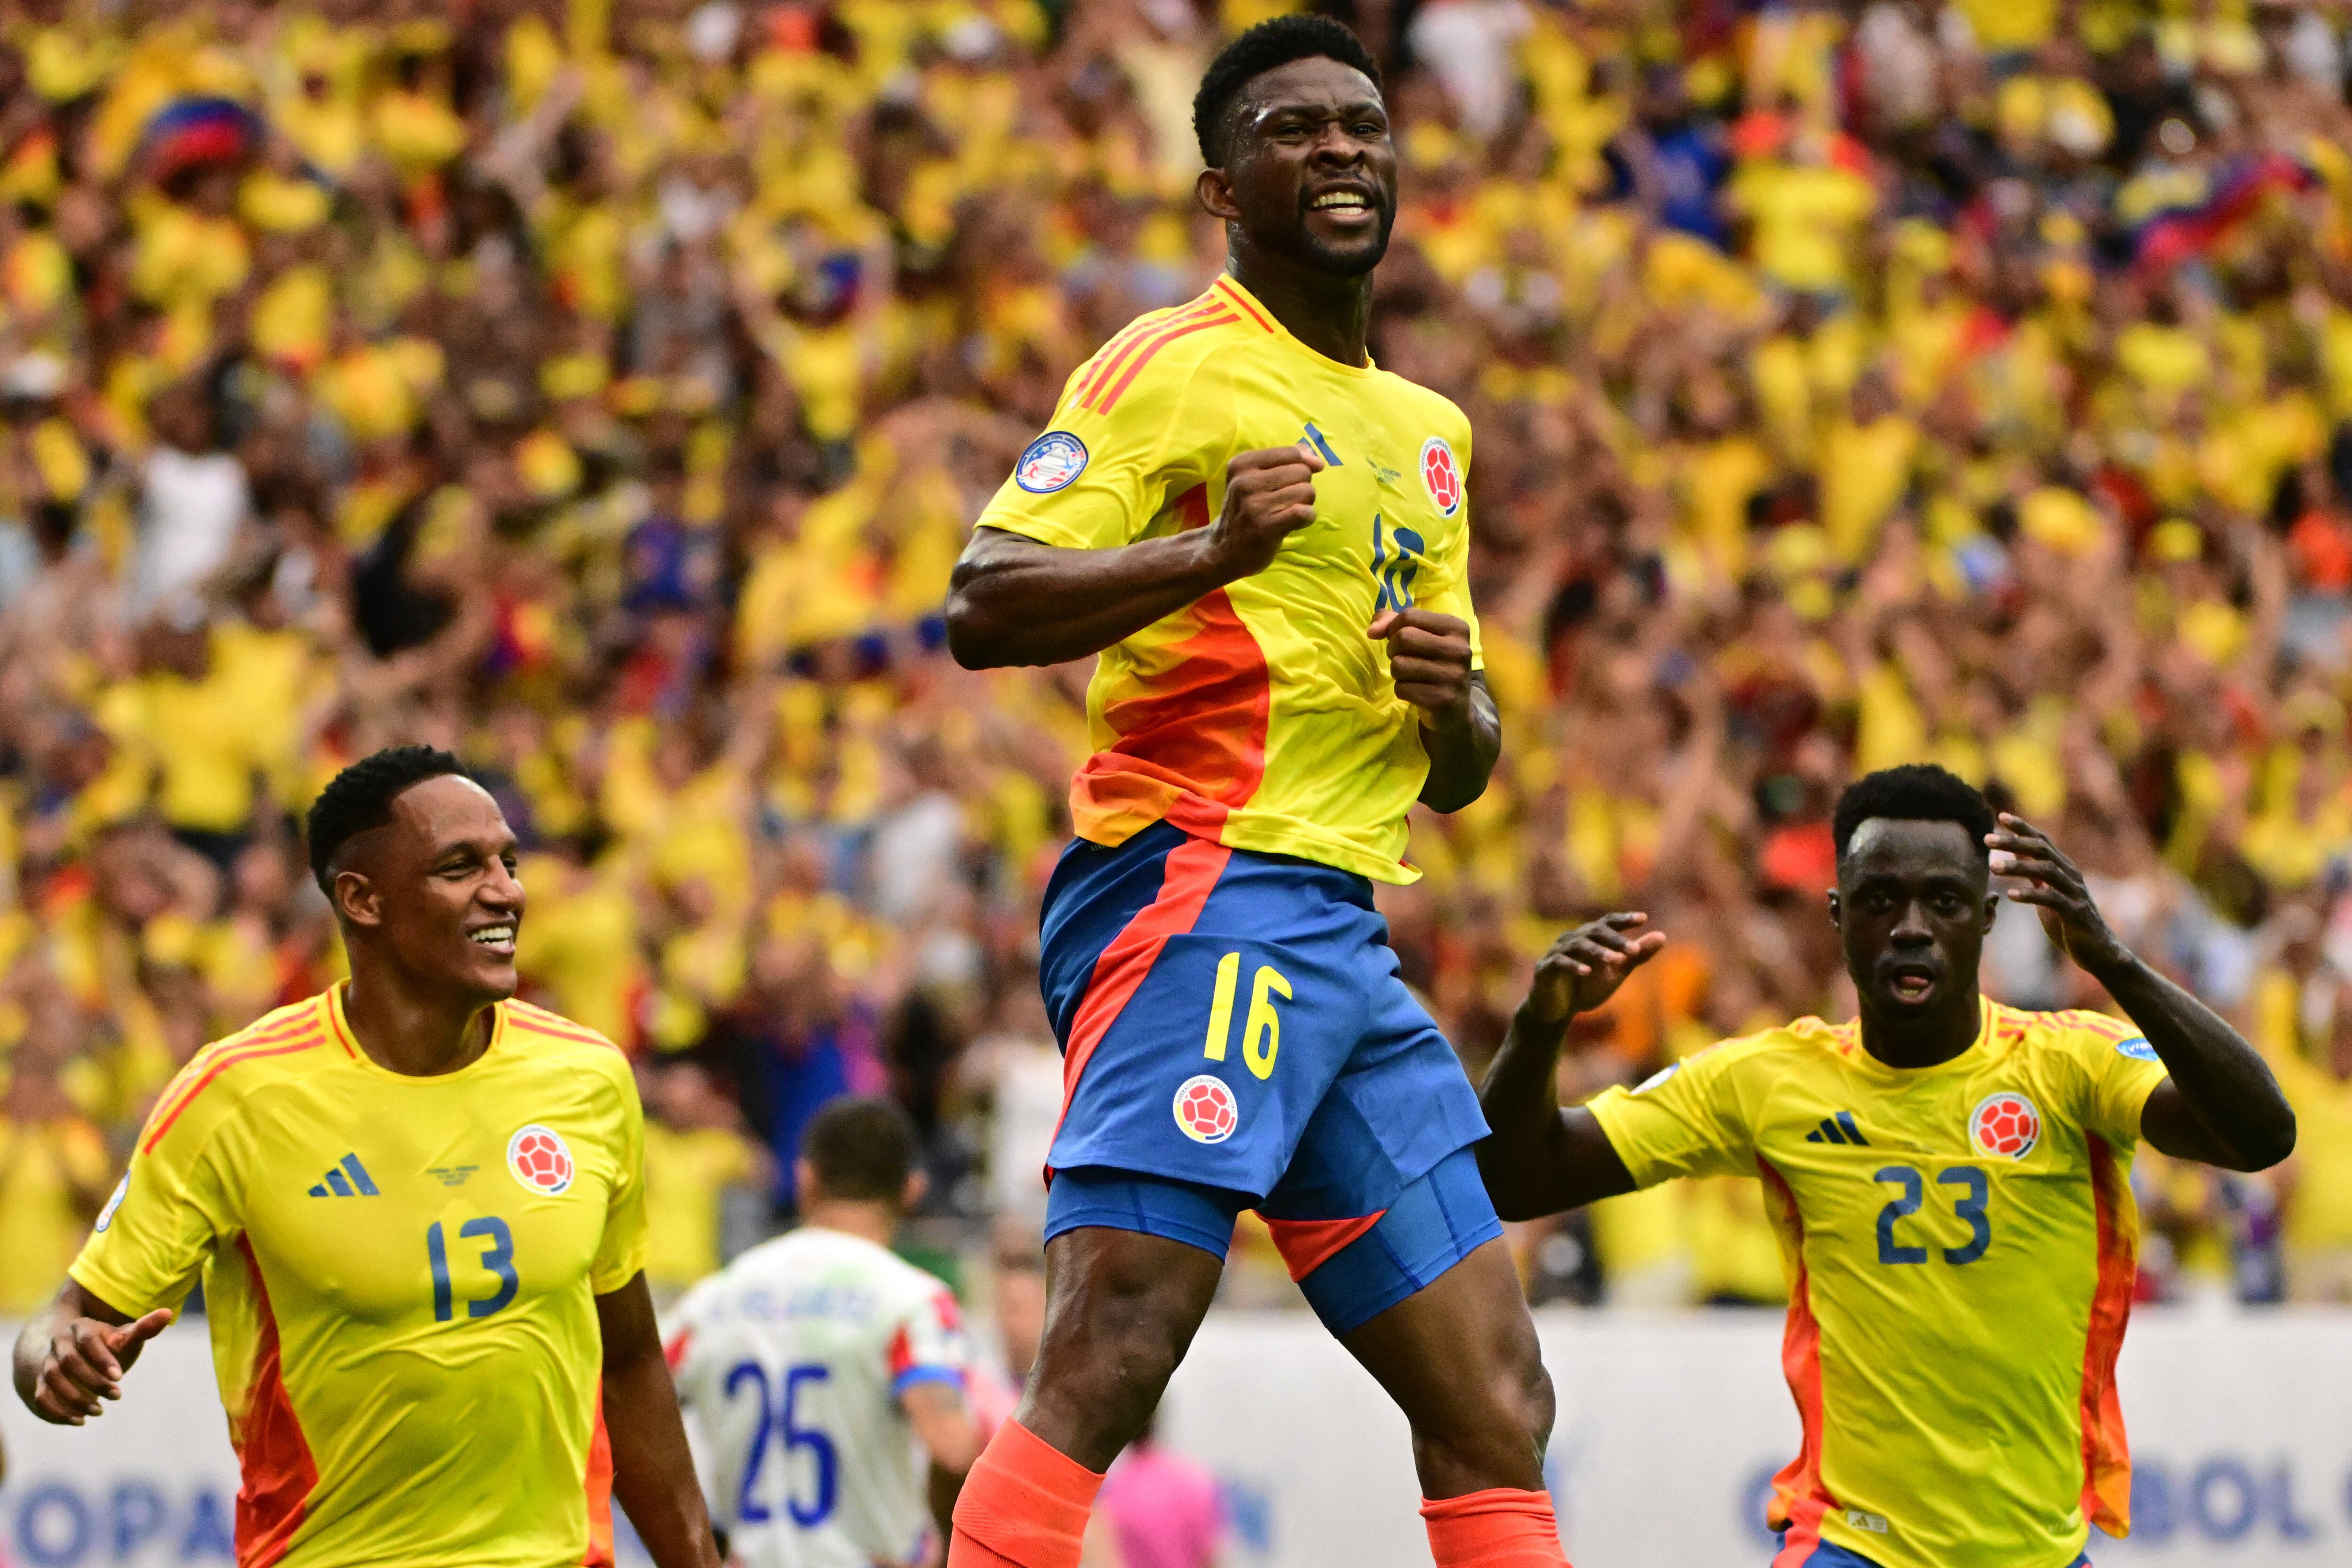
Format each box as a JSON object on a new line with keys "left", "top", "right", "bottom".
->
{"left": 1, "top": 0, "right": 2350, "bottom": 1314}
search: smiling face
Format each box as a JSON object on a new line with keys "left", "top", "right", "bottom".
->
{"left": 331, "top": 774, "right": 525, "bottom": 1005}
{"left": 1201, "top": 54, "right": 1397, "bottom": 276}
{"left": 1829, "top": 817, "right": 2000, "bottom": 1022}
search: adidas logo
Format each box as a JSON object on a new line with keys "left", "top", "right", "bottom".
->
{"left": 1804, "top": 1113, "right": 1870, "bottom": 1147}
{"left": 307, "top": 1154, "right": 381, "bottom": 1197}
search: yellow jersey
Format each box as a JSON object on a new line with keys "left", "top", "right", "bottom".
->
{"left": 1586, "top": 999, "right": 2169, "bottom": 1568}
{"left": 975, "top": 274, "right": 1482, "bottom": 884}
{"left": 71, "top": 986, "right": 649, "bottom": 1568}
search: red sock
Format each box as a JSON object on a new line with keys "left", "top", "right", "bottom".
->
{"left": 947, "top": 1417, "right": 1104, "bottom": 1568}
{"left": 1421, "top": 1488, "right": 1572, "bottom": 1567}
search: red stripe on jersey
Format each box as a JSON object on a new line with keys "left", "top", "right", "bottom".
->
{"left": 1211, "top": 277, "right": 1274, "bottom": 333}
{"left": 142, "top": 1034, "right": 324, "bottom": 1154}
{"left": 2078, "top": 1134, "right": 2137, "bottom": 1536}
{"left": 1263, "top": 1212, "right": 1387, "bottom": 1282}
{"left": 1075, "top": 298, "right": 1223, "bottom": 409}
{"left": 1758, "top": 1159, "right": 1837, "bottom": 1536}
{"left": 1047, "top": 835, "right": 1233, "bottom": 1170}
{"left": 508, "top": 1013, "right": 613, "bottom": 1048}
{"left": 1070, "top": 312, "right": 1178, "bottom": 409}
{"left": 663, "top": 1327, "right": 692, "bottom": 1373}
{"left": 1092, "top": 312, "right": 1237, "bottom": 414}
{"left": 1767, "top": 1498, "right": 1830, "bottom": 1567}
{"left": 888, "top": 1323, "right": 916, "bottom": 1380}
{"left": 583, "top": 1388, "right": 616, "bottom": 1568}
{"left": 1068, "top": 485, "right": 1271, "bottom": 843}
{"left": 232, "top": 1238, "right": 317, "bottom": 1568}
{"left": 152, "top": 1014, "right": 319, "bottom": 1126}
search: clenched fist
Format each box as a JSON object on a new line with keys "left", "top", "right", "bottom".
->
{"left": 1204, "top": 443, "right": 1325, "bottom": 578}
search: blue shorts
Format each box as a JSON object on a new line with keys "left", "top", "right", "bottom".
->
{"left": 1036, "top": 822, "right": 1496, "bottom": 1333}
{"left": 1772, "top": 1537, "right": 2088, "bottom": 1568}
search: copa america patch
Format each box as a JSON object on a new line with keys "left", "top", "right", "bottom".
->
{"left": 2116, "top": 1036, "right": 2160, "bottom": 1061}
{"left": 95, "top": 1174, "right": 128, "bottom": 1233}
{"left": 1014, "top": 431, "right": 1089, "bottom": 493}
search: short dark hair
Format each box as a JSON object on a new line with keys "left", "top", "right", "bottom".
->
{"left": 799, "top": 1096, "right": 918, "bottom": 1203}
{"left": 1831, "top": 764, "right": 1996, "bottom": 863}
{"left": 305, "top": 745, "right": 469, "bottom": 893}
{"left": 1193, "top": 14, "right": 1381, "bottom": 166}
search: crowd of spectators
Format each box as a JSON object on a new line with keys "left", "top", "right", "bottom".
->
{"left": 4, "top": 0, "right": 2352, "bottom": 1321}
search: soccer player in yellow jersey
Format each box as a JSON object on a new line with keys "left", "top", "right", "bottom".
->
{"left": 1479, "top": 765, "right": 2297, "bottom": 1568}
{"left": 941, "top": 16, "right": 1564, "bottom": 1568}
{"left": 13, "top": 746, "right": 720, "bottom": 1568}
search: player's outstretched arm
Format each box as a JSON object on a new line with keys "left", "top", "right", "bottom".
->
{"left": 900, "top": 1378, "right": 983, "bottom": 1552}
{"left": 595, "top": 1274, "right": 723, "bottom": 1568}
{"left": 1989, "top": 814, "right": 2296, "bottom": 1171}
{"left": 12, "top": 1279, "right": 172, "bottom": 1425}
{"left": 945, "top": 444, "right": 1325, "bottom": 669}
{"left": 1476, "top": 917, "right": 1665, "bottom": 1220}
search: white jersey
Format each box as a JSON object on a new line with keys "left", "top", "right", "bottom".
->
{"left": 668, "top": 1227, "right": 971, "bottom": 1568}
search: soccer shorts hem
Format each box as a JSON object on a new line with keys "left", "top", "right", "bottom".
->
{"left": 1043, "top": 1146, "right": 1502, "bottom": 1337}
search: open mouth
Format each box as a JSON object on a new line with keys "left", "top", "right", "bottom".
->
{"left": 1306, "top": 187, "right": 1381, "bottom": 223}
{"left": 468, "top": 923, "right": 518, "bottom": 955}
{"left": 1887, "top": 967, "right": 1939, "bottom": 1003}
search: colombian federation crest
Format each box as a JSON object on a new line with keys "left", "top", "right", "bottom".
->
{"left": 1173, "top": 1074, "right": 1239, "bottom": 1145}
{"left": 508, "top": 1123, "right": 576, "bottom": 1194}
{"left": 1419, "top": 436, "right": 1462, "bottom": 517}
{"left": 1969, "top": 1092, "right": 2041, "bottom": 1160}
{"left": 1014, "top": 431, "right": 1089, "bottom": 493}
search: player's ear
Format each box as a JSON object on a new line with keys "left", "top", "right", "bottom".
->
{"left": 332, "top": 868, "right": 381, "bottom": 928}
{"left": 793, "top": 1157, "right": 819, "bottom": 1204}
{"left": 1196, "top": 165, "right": 1240, "bottom": 223}
{"left": 1826, "top": 889, "right": 1842, "bottom": 930}
{"left": 902, "top": 1169, "right": 929, "bottom": 1211}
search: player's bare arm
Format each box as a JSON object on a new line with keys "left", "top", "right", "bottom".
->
{"left": 1368, "top": 607, "right": 1499, "bottom": 812}
{"left": 12, "top": 1278, "right": 172, "bottom": 1426}
{"left": 1476, "top": 915, "right": 1665, "bottom": 1219}
{"left": 902, "top": 1377, "right": 984, "bottom": 1548}
{"left": 1987, "top": 813, "right": 2296, "bottom": 1171}
{"left": 596, "top": 1274, "right": 724, "bottom": 1568}
{"left": 945, "top": 442, "right": 1326, "bottom": 669}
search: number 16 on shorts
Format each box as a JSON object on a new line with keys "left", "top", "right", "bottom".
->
{"left": 1202, "top": 950, "right": 1290, "bottom": 1079}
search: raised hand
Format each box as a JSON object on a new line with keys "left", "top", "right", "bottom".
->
{"left": 28, "top": 1307, "right": 171, "bottom": 1425}
{"left": 1524, "top": 914, "right": 1669, "bottom": 1024}
{"left": 1206, "top": 442, "right": 1325, "bottom": 578}
{"left": 1986, "top": 814, "right": 2130, "bottom": 976}
{"left": 1367, "top": 607, "right": 1476, "bottom": 724}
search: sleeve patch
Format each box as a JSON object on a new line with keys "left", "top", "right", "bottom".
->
{"left": 94, "top": 1174, "right": 128, "bottom": 1233}
{"left": 1014, "top": 431, "right": 1089, "bottom": 493}
{"left": 2115, "top": 1036, "right": 2161, "bottom": 1061}
{"left": 1632, "top": 1062, "right": 1681, "bottom": 1095}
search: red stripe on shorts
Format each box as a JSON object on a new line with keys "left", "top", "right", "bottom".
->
{"left": 1047, "top": 836, "right": 1233, "bottom": 1171}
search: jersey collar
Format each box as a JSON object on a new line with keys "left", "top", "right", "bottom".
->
{"left": 326, "top": 982, "right": 509, "bottom": 1080}
{"left": 1845, "top": 995, "right": 1998, "bottom": 1082}
{"left": 1213, "top": 273, "right": 1378, "bottom": 376}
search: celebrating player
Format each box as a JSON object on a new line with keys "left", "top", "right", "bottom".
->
{"left": 943, "top": 16, "right": 1562, "bottom": 1568}
{"left": 666, "top": 1097, "right": 984, "bottom": 1567}
{"left": 1478, "top": 764, "right": 2296, "bottom": 1568}
{"left": 11, "top": 746, "right": 719, "bottom": 1568}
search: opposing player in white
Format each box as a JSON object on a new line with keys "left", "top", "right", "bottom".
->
{"left": 668, "top": 1098, "right": 984, "bottom": 1568}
